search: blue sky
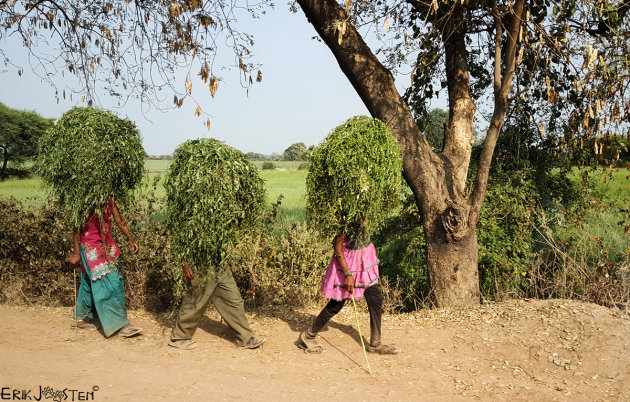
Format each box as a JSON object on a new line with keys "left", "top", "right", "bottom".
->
{"left": 0, "top": 4, "right": 445, "bottom": 156}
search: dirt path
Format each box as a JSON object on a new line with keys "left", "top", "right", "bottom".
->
{"left": 0, "top": 299, "right": 628, "bottom": 401}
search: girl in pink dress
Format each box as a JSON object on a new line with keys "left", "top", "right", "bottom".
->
{"left": 298, "top": 223, "right": 400, "bottom": 354}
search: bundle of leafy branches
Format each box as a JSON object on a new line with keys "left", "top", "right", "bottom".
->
{"left": 307, "top": 116, "right": 403, "bottom": 237}
{"left": 165, "top": 138, "right": 265, "bottom": 285}
{"left": 37, "top": 107, "right": 144, "bottom": 229}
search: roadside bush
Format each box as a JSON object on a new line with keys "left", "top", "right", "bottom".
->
{"left": 528, "top": 194, "right": 630, "bottom": 308}
{"left": 114, "top": 176, "right": 175, "bottom": 311}
{"left": 476, "top": 169, "right": 537, "bottom": 300}
{"left": 230, "top": 222, "right": 330, "bottom": 307}
{"left": 0, "top": 199, "right": 73, "bottom": 305}
{"left": 372, "top": 195, "right": 429, "bottom": 311}
{"left": 261, "top": 161, "right": 276, "bottom": 170}
{"left": 0, "top": 185, "right": 177, "bottom": 311}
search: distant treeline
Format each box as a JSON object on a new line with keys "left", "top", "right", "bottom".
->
{"left": 148, "top": 142, "right": 314, "bottom": 162}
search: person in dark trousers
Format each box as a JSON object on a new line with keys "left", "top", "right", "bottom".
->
{"left": 298, "top": 222, "right": 399, "bottom": 354}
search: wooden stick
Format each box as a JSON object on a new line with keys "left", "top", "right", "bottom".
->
{"left": 73, "top": 262, "right": 78, "bottom": 326}
{"left": 351, "top": 294, "right": 372, "bottom": 374}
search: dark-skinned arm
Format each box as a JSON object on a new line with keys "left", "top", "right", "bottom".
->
{"left": 110, "top": 198, "right": 139, "bottom": 254}
{"left": 68, "top": 230, "right": 81, "bottom": 265}
{"left": 334, "top": 233, "right": 354, "bottom": 295}
{"left": 182, "top": 261, "right": 194, "bottom": 281}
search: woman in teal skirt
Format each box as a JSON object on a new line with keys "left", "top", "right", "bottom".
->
{"left": 68, "top": 196, "right": 142, "bottom": 338}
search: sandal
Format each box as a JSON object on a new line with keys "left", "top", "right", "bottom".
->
{"left": 71, "top": 322, "right": 97, "bottom": 330}
{"left": 241, "top": 337, "right": 266, "bottom": 349}
{"left": 297, "top": 331, "right": 325, "bottom": 354}
{"left": 168, "top": 339, "right": 198, "bottom": 350}
{"left": 118, "top": 325, "right": 143, "bottom": 338}
{"left": 366, "top": 343, "right": 401, "bottom": 355}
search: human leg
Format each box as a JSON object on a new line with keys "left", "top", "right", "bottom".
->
{"left": 364, "top": 285, "right": 383, "bottom": 346}
{"left": 91, "top": 271, "right": 131, "bottom": 337}
{"left": 364, "top": 285, "right": 400, "bottom": 354}
{"left": 171, "top": 276, "right": 217, "bottom": 341}
{"left": 298, "top": 298, "right": 345, "bottom": 353}
{"left": 74, "top": 271, "right": 96, "bottom": 322}
{"left": 310, "top": 298, "right": 345, "bottom": 334}
{"left": 210, "top": 270, "right": 258, "bottom": 347}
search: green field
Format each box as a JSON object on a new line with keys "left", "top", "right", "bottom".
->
{"left": 0, "top": 159, "right": 309, "bottom": 221}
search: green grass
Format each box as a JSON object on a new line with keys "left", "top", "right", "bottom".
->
{"left": 145, "top": 159, "right": 308, "bottom": 172}
{"left": 561, "top": 166, "right": 630, "bottom": 263}
{"left": 145, "top": 159, "right": 173, "bottom": 172}
{"left": 3, "top": 162, "right": 626, "bottom": 233}
{"left": 252, "top": 160, "right": 307, "bottom": 170}
{"left": 0, "top": 177, "right": 47, "bottom": 209}
{"left": 260, "top": 169, "right": 307, "bottom": 222}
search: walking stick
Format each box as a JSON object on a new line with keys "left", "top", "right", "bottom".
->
{"left": 73, "top": 261, "right": 78, "bottom": 327}
{"left": 350, "top": 294, "right": 372, "bottom": 374}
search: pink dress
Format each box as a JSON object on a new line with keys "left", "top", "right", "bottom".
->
{"left": 320, "top": 242, "right": 380, "bottom": 301}
{"left": 79, "top": 203, "right": 121, "bottom": 281}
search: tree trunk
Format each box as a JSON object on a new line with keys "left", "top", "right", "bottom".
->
{"left": 296, "top": 0, "right": 529, "bottom": 307}
{"left": 425, "top": 212, "right": 480, "bottom": 306}
{"left": 1, "top": 146, "right": 8, "bottom": 179}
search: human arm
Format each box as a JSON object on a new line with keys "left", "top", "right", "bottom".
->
{"left": 110, "top": 198, "right": 139, "bottom": 254}
{"left": 333, "top": 233, "right": 354, "bottom": 294}
{"left": 68, "top": 230, "right": 81, "bottom": 265}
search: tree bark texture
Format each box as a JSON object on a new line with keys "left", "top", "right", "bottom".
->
{"left": 297, "top": 0, "right": 524, "bottom": 307}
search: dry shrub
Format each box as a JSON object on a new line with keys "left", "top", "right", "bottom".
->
{"left": 112, "top": 184, "right": 175, "bottom": 311}
{"left": 0, "top": 200, "right": 74, "bottom": 305}
{"left": 378, "top": 276, "right": 405, "bottom": 315}
{"left": 528, "top": 213, "right": 630, "bottom": 309}
{"left": 230, "top": 222, "right": 330, "bottom": 307}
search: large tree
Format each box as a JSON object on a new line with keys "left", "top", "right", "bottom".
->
{"left": 283, "top": 142, "right": 309, "bottom": 161}
{"left": 0, "top": 102, "right": 52, "bottom": 178}
{"left": 294, "top": 0, "right": 630, "bottom": 306}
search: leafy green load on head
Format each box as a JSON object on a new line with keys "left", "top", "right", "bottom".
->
{"left": 37, "top": 107, "right": 144, "bottom": 229}
{"left": 306, "top": 116, "right": 403, "bottom": 236}
{"left": 165, "top": 138, "right": 265, "bottom": 277}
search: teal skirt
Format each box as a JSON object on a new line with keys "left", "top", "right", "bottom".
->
{"left": 74, "top": 245, "right": 130, "bottom": 337}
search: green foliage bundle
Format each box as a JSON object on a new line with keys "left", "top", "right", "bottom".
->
{"left": 165, "top": 138, "right": 265, "bottom": 281}
{"left": 37, "top": 107, "right": 144, "bottom": 228}
{"left": 307, "top": 116, "right": 403, "bottom": 236}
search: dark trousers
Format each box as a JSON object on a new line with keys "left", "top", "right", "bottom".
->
{"left": 310, "top": 284, "right": 383, "bottom": 346}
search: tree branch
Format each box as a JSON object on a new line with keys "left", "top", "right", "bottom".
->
{"left": 469, "top": 0, "right": 525, "bottom": 228}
